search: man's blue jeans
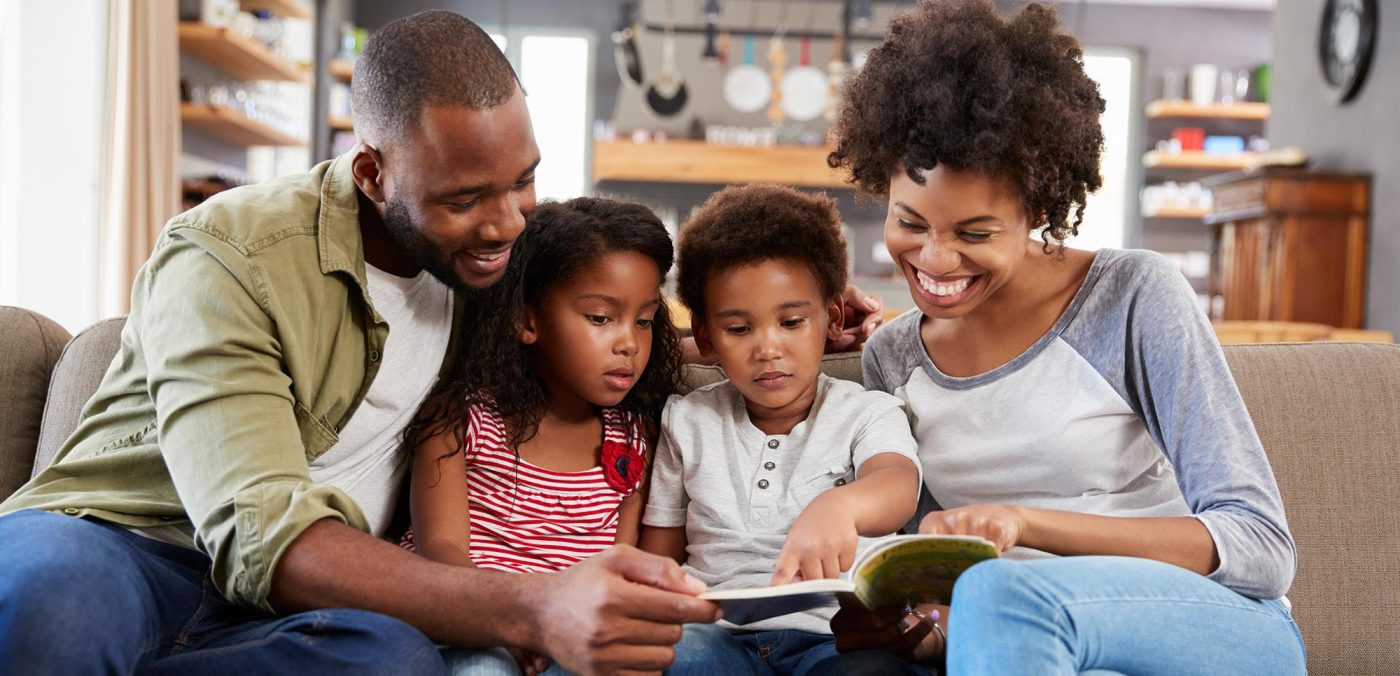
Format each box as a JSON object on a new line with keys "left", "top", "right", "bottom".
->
{"left": 0, "top": 509, "right": 448, "bottom": 675}
{"left": 666, "top": 622, "right": 929, "bottom": 675}
{"left": 947, "top": 556, "right": 1306, "bottom": 675}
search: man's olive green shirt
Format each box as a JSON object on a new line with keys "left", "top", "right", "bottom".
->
{"left": 0, "top": 154, "right": 464, "bottom": 613}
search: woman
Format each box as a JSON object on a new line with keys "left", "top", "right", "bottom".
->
{"left": 826, "top": 1, "right": 1304, "bottom": 673}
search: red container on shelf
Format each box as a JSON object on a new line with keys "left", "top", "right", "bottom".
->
{"left": 1172, "top": 127, "right": 1206, "bottom": 151}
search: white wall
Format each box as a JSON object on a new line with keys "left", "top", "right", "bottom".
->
{"left": 0, "top": 0, "right": 108, "bottom": 333}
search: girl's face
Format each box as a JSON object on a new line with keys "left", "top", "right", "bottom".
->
{"left": 885, "top": 166, "right": 1032, "bottom": 320}
{"left": 520, "top": 250, "right": 661, "bottom": 410}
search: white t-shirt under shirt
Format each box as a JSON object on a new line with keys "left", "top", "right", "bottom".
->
{"left": 308, "top": 263, "right": 453, "bottom": 537}
{"left": 643, "top": 374, "right": 922, "bottom": 634}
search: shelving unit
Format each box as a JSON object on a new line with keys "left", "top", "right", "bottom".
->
{"left": 240, "top": 0, "right": 312, "bottom": 19}
{"left": 594, "top": 140, "right": 847, "bottom": 189}
{"left": 328, "top": 115, "right": 353, "bottom": 131}
{"left": 329, "top": 58, "right": 354, "bottom": 83}
{"left": 1146, "top": 100, "right": 1270, "bottom": 121}
{"left": 1143, "top": 150, "right": 1254, "bottom": 171}
{"left": 179, "top": 22, "right": 310, "bottom": 83}
{"left": 1142, "top": 205, "right": 1209, "bottom": 219}
{"left": 182, "top": 103, "right": 305, "bottom": 147}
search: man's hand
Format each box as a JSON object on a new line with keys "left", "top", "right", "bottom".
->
{"left": 528, "top": 544, "right": 720, "bottom": 675}
{"left": 918, "top": 504, "right": 1025, "bottom": 551}
{"left": 771, "top": 493, "right": 859, "bottom": 585}
{"left": 827, "top": 285, "right": 884, "bottom": 352}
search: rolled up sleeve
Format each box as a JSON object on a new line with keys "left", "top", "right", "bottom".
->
{"left": 136, "top": 230, "right": 369, "bottom": 612}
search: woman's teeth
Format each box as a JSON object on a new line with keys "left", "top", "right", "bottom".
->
{"left": 916, "top": 270, "right": 971, "bottom": 297}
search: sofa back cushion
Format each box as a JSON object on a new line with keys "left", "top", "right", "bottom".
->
{"left": 0, "top": 307, "right": 71, "bottom": 499}
{"left": 31, "top": 317, "right": 126, "bottom": 476}
{"left": 1224, "top": 342, "right": 1400, "bottom": 674}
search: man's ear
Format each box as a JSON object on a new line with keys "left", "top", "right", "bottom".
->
{"left": 350, "top": 144, "right": 388, "bottom": 203}
{"left": 518, "top": 306, "right": 540, "bottom": 345}
{"left": 825, "top": 295, "right": 846, "bottom": 342}
{"left": 692, "top": 320, "right": 716, "bottom": 359}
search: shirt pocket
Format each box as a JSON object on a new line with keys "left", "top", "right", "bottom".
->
{"left": 293, "top": 401, "right": 339, "bottom": 461}
{"left": 789, "top": 461, "right": 855, "bottom": 507}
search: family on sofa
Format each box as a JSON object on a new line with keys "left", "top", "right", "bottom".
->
{"left": 0, "top": 2, "right": 1306, "bottom": 674}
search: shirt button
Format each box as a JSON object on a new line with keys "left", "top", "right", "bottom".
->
{"left": 835, "top": 478, "right": 848, "bottom": 486}
{"left": 763, "top": 461, "right": 776, "bottom": 470}
{"left": 63, "top": 508, "right": 79, "bottom": 514}
{"left": 767, "top": 439, "right": 779, "bottom": 449}
{"left": 369, "top": 349, "right": 381, "bottom": 362}
{"left": 757, "top": 479, "right": 770, "bottom": 489}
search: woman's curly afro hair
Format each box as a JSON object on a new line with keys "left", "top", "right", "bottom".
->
{"left": 828, "top": 0, "right": 1105, "bottom": 247}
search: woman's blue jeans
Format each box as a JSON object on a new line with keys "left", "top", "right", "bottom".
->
{"left": 946, "top": 556, "right": 1306, "bottom": 675}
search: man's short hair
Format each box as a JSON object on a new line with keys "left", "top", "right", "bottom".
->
{"left": 677, "top": 184, "right": 849, "bottom": 320}
{"left": 351, "top": 10, "right": 520, "bottom": 144}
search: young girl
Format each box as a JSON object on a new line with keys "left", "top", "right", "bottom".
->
{"left": 400, "top": 197, "right": 684, "bottom": 674}
{"left": 827, "top": 1, "right": 1304, "bottom": 674}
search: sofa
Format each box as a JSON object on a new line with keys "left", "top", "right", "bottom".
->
{"left": 3, "top": 304, "right": 1398, "bottom": 674}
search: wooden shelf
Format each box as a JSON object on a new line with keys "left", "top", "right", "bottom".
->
{"left": 179, "top": 23, "right": 310, "bottom": 83}
{"left": 329, "top": 58, "right": 354, "bottom": 83}
{"left": 1146, "top": 100, "right": 1270, "bottom": 120}
{"left": 1143, "top": 206, "right": 1209, "bottom": 219}
{"left": 182, "top": 103, "right": 305, "bottom": 147}
{"left": 240, "top": 0, "right": 311, "bottom": 19}
{"left": 1143, "top": 151, "right": 1254, "bottom": 171}
{"left": 594, "top": 140, "right": 847, "bottom": 189}
{"left": 328, "top": 115, "right": 353, "bottom": 131}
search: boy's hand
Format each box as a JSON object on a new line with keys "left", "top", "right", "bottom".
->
{"left": 830, "top": 599, "right": 946, "bottom": 662}
{"left": 771, "top": 493, "right": 859, "bottom": 585}
{"left": 918, "top": 504, "right": 1025, "bottom": 551}
{"left": 508, "top": 647, "right": 550, "bottom": 676}
{"left": 827, "top": 285, "right": 884, "bottom": 352}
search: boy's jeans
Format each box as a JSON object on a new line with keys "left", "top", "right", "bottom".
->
{"left": 666, "top": 622, "right": 928, "bottom": 675}
{"left": 0, "top": 509, "right": 447, "bottom": 675}
{"left": 947, "top": 556, "right": 1306, "bottom": 675}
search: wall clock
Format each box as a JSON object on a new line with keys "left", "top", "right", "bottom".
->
{"left": 1318, "top": 0, "right": 1378, "bottom": 104}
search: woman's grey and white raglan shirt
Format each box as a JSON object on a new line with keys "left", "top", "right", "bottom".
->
{"left": 863, "top": 248, "right": 1295, "bottom": 600}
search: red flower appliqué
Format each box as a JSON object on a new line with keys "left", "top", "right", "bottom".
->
{"left": 602, "top": 438, "right": 644, "bottom": 494}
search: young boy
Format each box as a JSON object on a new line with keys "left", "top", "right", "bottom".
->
{"left": 639, "top": 185, "right": 925, "bottom": 675}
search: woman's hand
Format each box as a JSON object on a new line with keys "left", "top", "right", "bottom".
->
{"left": 919, "top": 504, "right": 1026, "bottom": 551}
{"left": 771, "top": 493, "right": 859, "bottom": 585}
{"left": 830, "top": 599, "right": 946, "bottom": 662}
{"left": 827, "top": 285, "right": 884, "bottom": 352}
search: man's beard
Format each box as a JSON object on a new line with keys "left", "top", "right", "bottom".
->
{"left": 382, "top": 198, "right": 488, "bottom": 302}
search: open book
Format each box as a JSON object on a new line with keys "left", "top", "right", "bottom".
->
{"left": 700, "top": 534, "right": 998, "bottom": 625}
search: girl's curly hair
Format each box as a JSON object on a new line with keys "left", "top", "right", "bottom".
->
{"left": 403, "top": 197, "right": 683, "bottom": 462}
{"left": 827, "top": 0, "right": 1105, "bottom": 248}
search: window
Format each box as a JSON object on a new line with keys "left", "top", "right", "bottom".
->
{"left": 1076, "top": 48, "right": 1140, "bottom": 251}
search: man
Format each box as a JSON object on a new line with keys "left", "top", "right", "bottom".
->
{"left": 0, "top": 10, "right": 882, "bottom": 675}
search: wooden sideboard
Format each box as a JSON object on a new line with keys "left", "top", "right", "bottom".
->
{"left": 1204, "top": 169, "right": 1370, "bottom": 328}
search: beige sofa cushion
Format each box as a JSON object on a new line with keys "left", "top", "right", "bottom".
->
{"left": 0, "top": 307, "right": 71, "bottom": 499}
{"left": 31, "top": 317, "right": 125, "bottom": 476}
{"left": 1225, "top": 342, "right": 1400, "bottom": 675}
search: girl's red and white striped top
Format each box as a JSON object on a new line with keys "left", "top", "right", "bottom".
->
{"left": 401, "top": 400, "right": 647, "bottom": 574}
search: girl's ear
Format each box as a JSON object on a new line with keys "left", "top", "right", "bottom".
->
{"left": 825, "top": 295, "right": 845, "bottom": 342}
{"left": 518, "top": 306, "right": 540, "bottom": 345}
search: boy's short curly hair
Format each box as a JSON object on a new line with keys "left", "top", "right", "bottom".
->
{"left": 677, "top": 184, "right": 848, "bottom": 320}
{"left": 827, "top": 0, "right": 1105, "bottom": 247}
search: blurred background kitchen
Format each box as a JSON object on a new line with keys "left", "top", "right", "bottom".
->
{"left": 1, "top": 0, "right": 1393, "bottom": 344}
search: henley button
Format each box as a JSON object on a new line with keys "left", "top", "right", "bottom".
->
{"left": 763, "top": 461, "right": 776, "bottom": 470}
{"left": 767, "top": 439, "right": 779, "bottom": 449}
{"left": 835, "top": 478, "right": 848, "bottom": 486}
{"left": 757, "top": 479, "right": 770, "bottom": 489}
